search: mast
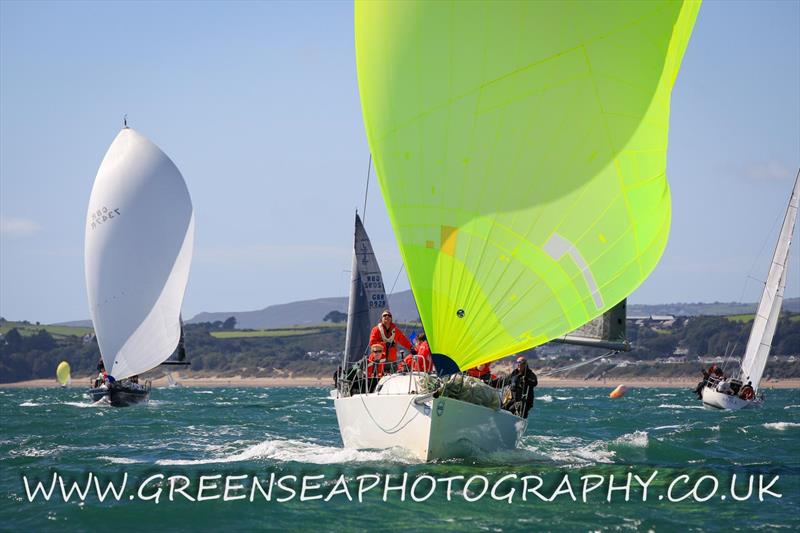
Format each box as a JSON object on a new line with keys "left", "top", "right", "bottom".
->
{"left": 739, "top": 170, "right": 799, "bottom": 390}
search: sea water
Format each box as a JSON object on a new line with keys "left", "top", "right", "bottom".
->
{"left": 1, "top": 386, "right": 798, "bottom": 531}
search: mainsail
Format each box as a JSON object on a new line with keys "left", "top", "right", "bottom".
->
{"left": 356, "top": 1, "right": 700, "bottom": 369}
{"left": 553, "top": 299, "right": 629, "bottom": 352}
{"left": 342, "top": 213, "right": 387, "bottom": 368}
{"left": 85, "top": 127, "right": 195, "bottom": 380}
{"left": 739, "top": 172, "right": 799, "bottom": 390}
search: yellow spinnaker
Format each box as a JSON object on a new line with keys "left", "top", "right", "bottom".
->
{"left": 356, "top": 1, "right": 700, "bottom": 369}
{"left": 56, "top": 361, "right": 71, "bottom": 386}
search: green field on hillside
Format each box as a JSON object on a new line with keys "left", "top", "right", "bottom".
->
{"left": 0, "top": 321, "right": 93, "bottom": 338}
{"left": 210, "top": 328, "right": 324, "bottom": 338}
{"left": 726, "top": 313, "right": 800, "bottom": 324}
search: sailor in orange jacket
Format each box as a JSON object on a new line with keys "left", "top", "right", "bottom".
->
{"left": 403, "top": 333, "right": 433, "bottom": 372}
{"left": 467, "top": 362, "right": 495, "bottom": 384}
{"left": 368, "top": 310, "right": 412, "bottom": 378}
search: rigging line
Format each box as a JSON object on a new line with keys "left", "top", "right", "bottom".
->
{"left": 358, "top": 392, "right": 419, "bottom": 434}
{"left": 362, "top": 154, "right": 372, "bottom": 225}
{"left": 737, "top": 203, "right": 785, "bottom": 305}
{"left": 540, "top": 351, "right": 615, "bottom": 377}
{"left": 389, "top": 263, "right": 405, "bottom": 297}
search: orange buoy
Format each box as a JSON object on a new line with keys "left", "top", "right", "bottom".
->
{"left": 609, "top": 385, "right": 628, "bottom": 398}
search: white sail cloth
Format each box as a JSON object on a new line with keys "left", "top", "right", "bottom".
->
{"left": 740, "top": 173, "right": 799, "bottom": 390}
{"left": 85, "top": 128, "right": 194, "bottom": 380}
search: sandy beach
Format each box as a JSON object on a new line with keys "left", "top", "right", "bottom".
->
{"left": 3, "top": 375, "right": 799, "bottom": 389}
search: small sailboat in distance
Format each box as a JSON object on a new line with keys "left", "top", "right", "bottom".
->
{"left": 700, "top": 171, "right": 799, "bottom": 410}
{"left": 85, "top": 123, "right": 195, "bottom": 406}
{"left": 337, "top": 1, "right": 699, "bottom": 460}
{"left": 56, "top": 361, "right": 71, "bottom": 387}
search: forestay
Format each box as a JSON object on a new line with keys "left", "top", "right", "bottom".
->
{"left": 85, "top": 128, "right": 194, "bottom": 380}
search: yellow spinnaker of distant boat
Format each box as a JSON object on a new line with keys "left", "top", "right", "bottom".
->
{"left": 56, "top": 361, "right": 71, "bottom": 386}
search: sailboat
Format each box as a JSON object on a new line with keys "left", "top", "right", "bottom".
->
{"left": 335, "top": 213, "right": 525, "bottom": 460}
{"left": 701, "top": 171, "right": 799, "bottom": 410}
{"left": 85, "top": 125, "right": 195, "bottom": 406}
{"left": 333, "top": 1, "right": 699, "bottom": 460}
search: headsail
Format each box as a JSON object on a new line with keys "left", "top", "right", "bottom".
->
{"left": 740, "top": 172, "right": 799, "bottom": 390}
{"left": 342, "top": 213, "right": 387, "bottom": 368}
{"left": 356, "top": 1, "right": 700, "bottom": 369}
{"left": 85, "top": 128, "right": 195, "bottom": 380}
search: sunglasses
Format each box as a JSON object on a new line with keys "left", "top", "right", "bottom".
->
{"left": 382, "top": 314, "right": 392, "bottom": 318}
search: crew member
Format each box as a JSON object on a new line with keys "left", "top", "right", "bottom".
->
{"left": 695, "top": 366, "right": 711, "bottom": 398}
{"left": 94, "top": 358, "right": 108, "bottom": 388}
{"left": 503, "top": 356, "right": 538, "bottom": 419}
{"left": 367, "top": 344, "right": 386, "bottom": 383}
{"left": 739, "top": 381, "right": 755, "bottom": 401}
{"left": 467, "top": 362, "right": 496, "bottom": 385}
{"left": 404, "top": 333, "right": 433, "bottom": 372}
{"left": 368, "top": 310, "right": 412, "bottom": 377}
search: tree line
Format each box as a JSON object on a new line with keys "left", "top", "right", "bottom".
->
{"left": 1, "top": 314, "right": 797, "bottom": 383}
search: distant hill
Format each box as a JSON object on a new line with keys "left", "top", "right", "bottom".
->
{"left": 187, "top": 290, "right": 420, "bottom": 329}
{"left": 53, "top": 295, "right": 800, "bottom": 330}
{"left": 627, "top": 298, "right": 800, "bottom": 317}
{"left": 53, "top": 319, "right": 93, "bottom": 328}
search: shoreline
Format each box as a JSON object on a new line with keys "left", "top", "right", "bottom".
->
{"left": 2, "top": 376, "right": 799, "bottom": 389}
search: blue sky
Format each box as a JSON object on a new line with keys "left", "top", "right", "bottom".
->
{"left": 1, "top": 1, "right": 798, "bottom": 324}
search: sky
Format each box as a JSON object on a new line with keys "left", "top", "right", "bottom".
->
{"left": 1, "top": 0, "right": 798, "bottom": 325}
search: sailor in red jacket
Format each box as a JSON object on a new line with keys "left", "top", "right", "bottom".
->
{"left": 404, "top": 333, "right": 433, "bottom": 372}
{"left": 467, "top": 362, "right": 495, "bottom": 384}
{"left": 368, "top": 310, "right": 412, "bottom": 378}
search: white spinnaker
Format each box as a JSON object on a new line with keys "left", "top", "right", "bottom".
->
{"left": 85, "top": 128, "right": 194, "bottom": 380}
{"left": 740, "top": 173, "right": 799, "bottom": 390}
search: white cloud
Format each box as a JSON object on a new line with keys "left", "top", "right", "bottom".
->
{"left": 0, "top": 215, "right": 41, "bottom": 237}
{"left": 744, "top": 161, "right": 793, "bottom": 181}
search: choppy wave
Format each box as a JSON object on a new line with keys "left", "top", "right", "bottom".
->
{"left": 156, "top": 438, "right": 420, "bottom": 466}
{"left": 763, "top": 422, "right": 800, "bottom": 431}
{"left": 784, "top": 405, "right": 800, "bottom": 409}
{"left": 612, "top": 431, "right": 648, "bottom": 448}
{"left": 63, "top": 400, "right": 106, "bottom": 408}
{"left": 19, "top": 401, "right": 41, "bottom": 407}
{"left": 658, "top": 403, "right": 705, "bottom": 410}
{"left": 521, "top": 435, "right": 617, "bottom": 466}
{"left": 538, "top": 395, "right": 553, "bottom": 403}
{"left": 98, "top": 456, "right": 143, "bottom": 464}
{"left": 651, "top": 424, "right": 684, "bottom": 431}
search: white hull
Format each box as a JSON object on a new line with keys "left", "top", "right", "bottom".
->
{"left": 334, "top": 374, "right": 527, "bottom": 461}
{"left": 701, "top": 387, "right": 758, "bottom": 411}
